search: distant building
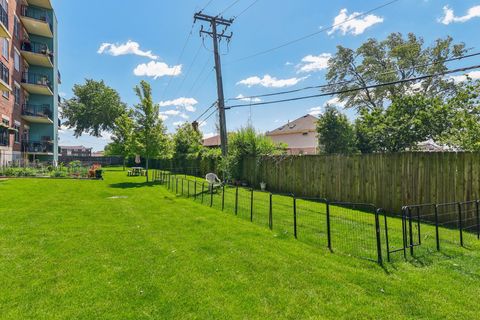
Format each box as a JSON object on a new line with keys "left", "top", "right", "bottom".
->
{"left": 92, "top": 151, "right": 104, "bottom": 157}
{"left": 266, "top": 115, "right": 319, "bottom": 155}
{"left": 59, "top": 145, "right": 92, "bottom": 157}
{"left": 203, "top": 135, "right": 221, "bottom": 148}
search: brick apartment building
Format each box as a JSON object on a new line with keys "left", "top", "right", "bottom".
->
{"left": 0, "top": 0, "right": 59, "bottom": 166}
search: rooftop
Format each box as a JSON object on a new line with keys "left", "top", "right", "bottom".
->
{"left": 266, "top": 114, "right": 318, "bottom": 136}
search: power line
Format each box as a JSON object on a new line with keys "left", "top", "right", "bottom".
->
{"left": 233, "top": 0, "right": 260, "bottom": 20}
{"left": 173, "top": 42, "right": 203, "bottom": 97}
{"left": 194, "top": 101, "right": 218, "bottom": 123}
{"left": 228, "top": 0, "right": 400, "bottom": 64}
{"left": 200, "top": 0, "right": 215, "bottom": 12}
{"left": 225, "top": 64, "right": 480, "bottom": 109}
{"left": 161, "top": 22, "right": 196, "bottom": 97}
{"left": 220, "top": 0, "right": 242, "bottom": 16}
{"left": 227, "top": 51, "right": 480, "bottom": 102}
{"left": 199, "top": 105, "right": 218, "bottom": 126}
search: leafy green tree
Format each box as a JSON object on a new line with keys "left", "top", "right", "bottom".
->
{"left": 355, "top": 94, "right": 454, "bottom": 152}
{"left": 326, "top": 33, "right": 466, "bottom": 111}
{"left": 172, "top": 123, "right": 203, "bottom": 167}
{"left": 133, "top": 81, "right": 170, "bottom": 182}
{"left": 61, "top": 79, "right": 126, "bottom": 137}
{"left": 220, "top": 126, "right": 286, "bottom": 180}
{"left": 317, "top": 105, "right": 357, "bottom": 154}
{"left": 110, "top": 110, "right": 136, "bottom": 170}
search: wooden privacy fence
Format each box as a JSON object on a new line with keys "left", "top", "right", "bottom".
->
{"left": 241, "top": 152, "right": 480, "bottom": 214}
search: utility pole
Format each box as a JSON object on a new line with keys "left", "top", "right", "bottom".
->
{"left": 194, "top": 12, "right": 233, "bottom": 156}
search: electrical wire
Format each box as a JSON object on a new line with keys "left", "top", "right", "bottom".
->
{"left": 200, "top": 0, "right": 215, "bottom": 12}
{"left": 233, "top": 0, "right": 260, "bottom": 20}
{"left": 228, "top": 0, "right": 401, "bottom": 64}
{"left": 226, "top": 51, "right": 480, "bottom": 102}
{"left": 194, "top": 101, "right": 218, "bottom": 123}
{"left": 173, "top": 42, "right": 204, "bottom": 97}
{"left": 198, "top": 105, "right": 218, "bottom": 126}
{"left": 220, "top": 0, "right": 242, "bottom": 16}
{"left": 225, "top": 64, "right": 480, "bottom": 109}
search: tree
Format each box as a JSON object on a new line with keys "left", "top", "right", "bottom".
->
{"left": 172, "top": 123, "right": 203, "bottom": 167}
{"left": 61, "top": 79, "right": 127, "bottom": 137}
{"left": 355, "top": 94, "right": 454, "bottom": 152}
{"left": 220, "top": 126, "right": 286, "bottom": 180}
{"left": 133, "top": 81, "right": 169, "bottom": 182}
{"left": 326, "top": 33, "right": 466, "bottom": 111}
{"left": 110, "top": 110, "right": 136, "bottom": 170}
{"left": 317, "top": 105, "right": 357, "bottom": 154}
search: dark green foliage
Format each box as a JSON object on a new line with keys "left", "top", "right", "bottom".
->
{"left": 317, "top": 105, "right": 357, "bottom": 154}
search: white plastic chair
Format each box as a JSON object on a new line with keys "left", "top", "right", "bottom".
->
{"left": 206, "top": 173, "right": 222, "bottom": 192}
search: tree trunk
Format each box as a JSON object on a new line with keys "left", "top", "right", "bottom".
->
{"left": 123, "top": 157, "right": 126, "bottom": 171}
{"left": 146, "top": 157, "right": 149, "bottom": 183}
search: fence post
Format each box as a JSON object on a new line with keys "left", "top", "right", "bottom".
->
{"left": 201, "top": 183, "right": 205, "bottom": 204}
{"left": 408, "top": 207, "right": 414, "bottom": 256}
{"left": 401, "top": 207, "right": 407, "bottom": 260}
{"left": 176, "top": 178, "right": 179, "bottom": 195}
{"left": 235, "top": 186, "right": 239, "bottom": 215}
{"left": 416, "top": 207, "right": 421, "bottom": 245}
{"left": 477, "top": 200, "right": 480, "bottom": 240}
{"left": 194, "top": 181, "right": 197, "bottom": 200}
{"left": 187, "top": 180, "right": 190, "bottom": 198}
{"left": 250, "top": 189, "right": 254, "bottom": 222}
{"left": 221, "top": 186, "right": 225, "bottom": 211}
{"left": 458, "top": 202, "right": 464, "bottom": 247}
{"left": 375, "top": 209, "right": 383, "bottom": 265}
{"left": 181, "top": 179, "right": 184, "bottom": 196}
{"left": 269, "top": 193, "right": 273, "bottom": 230}
{"left": 434, "top": 204, "right": 440, "bottom": 251}
{"left": 293, "top": 197, "right": 297, "bottom": 239}
{"left": 383, "top": 210, "right": 390, "bottom": 262}
{"left": 326, "top": 201, "right": 331, "bottom": 251}
{"left": 210, "top": 184, "right": 214, "bottom": 207}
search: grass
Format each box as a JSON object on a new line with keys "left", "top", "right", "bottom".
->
{"left": 1, "top": 168, "right": 480, "bottom": 319}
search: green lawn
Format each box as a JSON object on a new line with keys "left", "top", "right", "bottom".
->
{"left": 1, "top": 168, "right": 480, "bottom": 319}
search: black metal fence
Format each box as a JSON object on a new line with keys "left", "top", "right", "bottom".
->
{"left": 152, "top": 169, "right": 384, "bottom": 264}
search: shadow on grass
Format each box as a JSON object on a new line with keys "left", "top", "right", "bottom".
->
{"left": 109, "top": 181, "right": 162, "bottom": 189}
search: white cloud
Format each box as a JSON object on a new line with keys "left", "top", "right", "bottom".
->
{"left": 308, "top": 97, "right": 346, "bottom": 116}
{"left": 203, "top": 132, "right": 216, "bottom": 139}
{"left": 161, "top": 109, "right": 181, "bottom": 116}
{"left": 235, "top": 94, "right": 262, "bottom": 103}
{"left": 159, "top": 114, "right": 169, "bottom": 121}
{"left": 308, "top": 106, "right": 323, "bottom": 116}
{"left": 439, "top": 5, "right": 480, "bottom": 25}
{"left": 98, "top": 40, "right": 158, "bottom": 60}
{"left": 237, "top": 74, "right": 308, "bottom": 88}
{"left": 450, "top": 71, "right": 480, "bottom": 83}
{"left": 298, "top": 53, "right": 331, "bottom": 73}
{"left": 173, "top": 121, "right": 187, "bottom": 127}
{"left": 159, "top": 97, "right": 198, "bottom": 112}
{"left": 328, "top": 8, "right": 383, "bottom": 36}
{"left": 134, "top": 61, "right": 182, "bottom": 79}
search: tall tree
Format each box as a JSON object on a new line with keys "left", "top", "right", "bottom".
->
{"left": 133, "top": 81, "right": 169, "bottom": 182}
{"left": 172, "top": 123, "right": 203, "bottom": 168}
{"left": 110, "top": 110, "right": 136, "bottom": 170}
{"left": 317, "top": 105, "right": 357, "bottom": 154}
{"left": 326, "top": 33, "right": 466, "bottom": 111}
{"left": 61, "top": 79, "right": 126, "bottom": 137}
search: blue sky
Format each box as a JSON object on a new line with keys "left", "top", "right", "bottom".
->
{"left": 53, "top": 0, "right": 480, "bottom": 151}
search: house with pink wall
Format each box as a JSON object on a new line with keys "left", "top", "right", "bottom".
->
{"left": 266, "top": 114, "right": 319, "bottom": 155}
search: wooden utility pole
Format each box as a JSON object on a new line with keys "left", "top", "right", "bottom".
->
{"left": 194, "top": 12, "right": 233, "bottom": 156}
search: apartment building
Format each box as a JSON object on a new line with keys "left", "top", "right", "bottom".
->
{"left": 0, "top": 0, "right": 59, "bottom": 165}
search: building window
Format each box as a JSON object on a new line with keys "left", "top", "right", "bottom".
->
{"left": 0, "top": 118, "right": 9, "bottom": 146}
{"left": 2, "top": 38, "right": 8, "bottom": 60}
{"left": 22, "top": 126, "right": 28, "bottom": 143}
{"left": 14, "top": 50, "right": 19, "bottom": 71}
{"left": 13, "top": 84, "right": 19, "bottom": 105}
{"left": 13, "top": 16, "right": 19, "bottom": 38}
{"left": 2, "top": 90, "right": 8, "bottom": 99}
{"left": 13, "top": 124, "right": 19, "bottom": 143}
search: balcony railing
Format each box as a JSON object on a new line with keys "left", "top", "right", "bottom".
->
{"left": 21, "top": 5, "right": 53, "bottom": 33}
{"left": 21, "top": 40, "right": 54, "bottom": 63}
{"left": 22, "top": 103, "right": 53, "bottom": 119}
{"left": 23, "top": 141, "right": 53, "bottom": 154}
{"left": 22, "top": 72, "right": 52, "bottom": 90}
{"left": 0, "top": 61, "right": 9, "bottom": 85}
{"left": 0, "top": 5, "right": 8, "bottom": 30}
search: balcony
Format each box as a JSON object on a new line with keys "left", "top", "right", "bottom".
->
{"left": 0, "top": 61, "right": 11, "bottom": 92}
{"left": 21, "top": 72, "right": 53, "bottom": 96}
{"left": 20, "top": 6, "right": 53, "bottom": 38}
{"left": 0, "top": 5, "right": 10, "bottom": 39}
{"left": 21, "top": 104, "right": 53, "bottom": 124}
{"left": 23, "top": 141, "right": 54, "bottom": 155}
{"left": 21, "top": 41, "right": 54, "bottom": 68}
{"left": 26, "top": 0, "right": 53, "bottom": 10}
